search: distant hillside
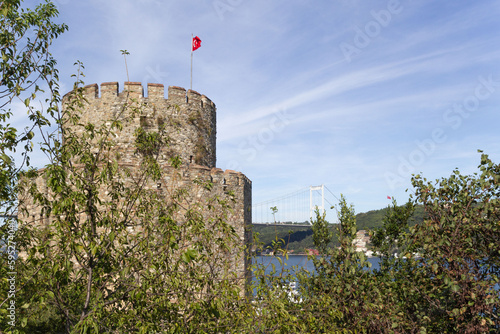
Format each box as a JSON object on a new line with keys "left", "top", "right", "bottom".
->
{"left": 252, "top": 225, "right": 318, "bottom": 255}
{"left": 253, "top": 205, "right": 425, "bottom": 254}
{"left": 356, "top": 204, "right": 425, "bottom": 231}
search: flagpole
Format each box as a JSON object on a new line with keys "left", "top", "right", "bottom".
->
{"left": 190, "top": 33, "right": 193, "bottom": 91}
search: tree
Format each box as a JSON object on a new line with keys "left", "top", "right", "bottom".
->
{"left": 1, "top": 1, "right": 67, "bottom": 332}
{"left": 371, "top": 198, "right": 415, "bottom": 261}
{"left": 402, "top": 152, "right": 500, "bottom": 332}
{"left": 0, "top": 70, "right": 253, "bottom": 333}
{"left": 0, "top": 0, "right": 67, "bottom": 204}
{"left": 299, "top": 197, "right": 375, "bottom": 332}
{"left": 305, "top": 153, "right": 500, "bottom": 333}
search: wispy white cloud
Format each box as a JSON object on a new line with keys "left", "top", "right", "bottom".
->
{"left": 12, "top": 0, "right": 500, "bottom": 214}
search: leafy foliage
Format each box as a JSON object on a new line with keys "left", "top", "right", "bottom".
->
{"left": 0, "top": 0, "right": 67, "bottom": 212}
{"left": 253, "top": 205, "right": 426, "bottom": 254}
{"left": 371, "top": 198, "right": 415, "bottom": 259}
{"left": 1, "top": 73, "right": 251, "bottom": 333}
{"left": 301, "top": 153, "right": 500, "bottom": 333}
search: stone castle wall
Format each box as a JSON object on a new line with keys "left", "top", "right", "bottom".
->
{"left": 22, "top": 82, "right": 252, "bottom": 292}
{"left": 63, "top": 82, "right": 217, "bottom": 167}
{"left": 20, "top": 162, "right": 252, "bottom": 288}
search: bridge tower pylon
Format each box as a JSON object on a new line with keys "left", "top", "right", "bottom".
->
{"left": 309, "top": 184, "right": 325, "bottom": 221}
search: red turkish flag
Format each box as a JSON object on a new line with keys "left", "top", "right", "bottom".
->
{"left": 192, "top": 36, "right": 201, "bottom": 51}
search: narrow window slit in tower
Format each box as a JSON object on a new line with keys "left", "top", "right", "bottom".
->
{"left": 140, "top": 115, "right": 147, "bottom": 128}
{"left": 157, "top": 117, "right": 164, "bottom": 128}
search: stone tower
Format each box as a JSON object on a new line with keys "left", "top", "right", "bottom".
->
{"left": 22, "top": 81, "right": 252, "bottom": 292}
{"left": 65, "top": 82, "right": 217, "bottom": 168}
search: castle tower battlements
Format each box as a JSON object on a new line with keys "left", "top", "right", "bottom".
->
{"left": 51, "top": 82, "right": 252, "bottom": 293}
{"left": 63, "top": 82, "right": 217, "bottom": 168}
{"left": 19, "top": 82, "right": 252, "bottom": 296}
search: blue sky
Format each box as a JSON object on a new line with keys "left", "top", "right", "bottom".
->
{"left": 16, "top": 0, "right": 500, "bottom": 219}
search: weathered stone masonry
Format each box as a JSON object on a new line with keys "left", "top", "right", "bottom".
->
{"left": 71, "top": 82, "right": 217, "bottom": 167}
{"left": 21, "top": 81, "right": 252, "bottom": 291}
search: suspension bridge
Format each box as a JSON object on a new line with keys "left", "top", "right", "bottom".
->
{"left": 2, "top": 185, "right": 341, "bottom": 227}
{"left": 252, "top": 185, "right": 340, "bottom": 226}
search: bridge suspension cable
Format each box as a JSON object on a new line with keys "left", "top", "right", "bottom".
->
{"left": 252, "top": 184, "right": 341, "bottom": 225}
